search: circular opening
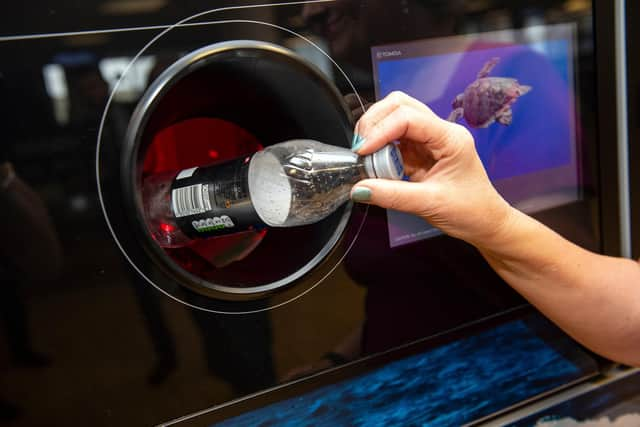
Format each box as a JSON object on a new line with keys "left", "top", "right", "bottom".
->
{"left": 124, "top": 41, "right": 353, "bottom": 299}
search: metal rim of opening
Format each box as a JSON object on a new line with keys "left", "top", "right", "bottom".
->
{"left": 121, "top": 39, "right": 354, "bottom": 298}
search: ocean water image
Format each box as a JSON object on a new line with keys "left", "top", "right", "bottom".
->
{"left": 213, "top": 320, "right": 594, "bottom": 426}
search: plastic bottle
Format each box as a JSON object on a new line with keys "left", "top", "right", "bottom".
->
{"left": 142, "top": 139, "right": 404, "bottom": 247}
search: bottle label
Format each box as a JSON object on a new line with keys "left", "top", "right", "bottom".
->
{"left": 176, "top": 167, "right": 198, "bottom": 180}
{"left": 390, "top": 145, "right": 404, "bottom": 178}
{"left": 170, "top": 156, "right": 264, "bottom": 238}
{"left": 191, "top": 216, "right": 235, "bottom": 232}
{"left": 172, "top": 184, "right": 212, "bottom": 218}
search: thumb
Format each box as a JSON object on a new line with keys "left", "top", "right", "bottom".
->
{"left": 350, "top": 178, "right": 434, "bottom": 216}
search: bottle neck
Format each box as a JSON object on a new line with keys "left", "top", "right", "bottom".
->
{"left": 358, "top": 144, "right": 405, "bottom": 181}
{"left": 359, "top": 153, "right": 377, "bottom": 179}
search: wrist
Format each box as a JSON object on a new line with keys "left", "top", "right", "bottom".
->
{"left": 468, "top": 197, "right": 519, "bottom": 252}
{"left": 475, "top": 206, "right": 551, "bottom": 275}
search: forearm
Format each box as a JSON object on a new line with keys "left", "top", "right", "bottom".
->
{"left": 475, "top": 207, "right": 640, "bottom": 366}
{"left": 350, "top": 92, "right": 640, "bottom": 365}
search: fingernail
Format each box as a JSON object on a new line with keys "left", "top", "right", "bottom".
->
{"left": 351, "top": 134, "right": 366, "bottom": 152}
{"left": 351, "top": 187, "right": 372, "bottom": 203}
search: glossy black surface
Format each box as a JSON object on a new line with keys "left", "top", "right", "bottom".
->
{"left": 0, "top": 1, "right": 616, "bottom": 425}
{"left": 0, "top": 1, "right": 295, "bottom": 37}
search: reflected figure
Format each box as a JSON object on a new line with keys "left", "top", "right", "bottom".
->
{"left": 0, "top": 159, "right": 63, "bottom": 420}
{"left": 128, "top": 262, "right": 276, "bottom": 391}
{"left": 126, "top": 265, "right": 178, "bottom": 386}
{"left": 190, "top": 310, "right": 275, "bottom": 395}
{"left": 302, "top": 0, "right": 463, "bottom": 94}
{"left": 66, "top": 60, "right": 179, "bottom": 386}
{"left": 108, "top": 58, "right": 277, "bottom": 391}
{"left": 0, "top": 165, "right": 63, "bottom": 317}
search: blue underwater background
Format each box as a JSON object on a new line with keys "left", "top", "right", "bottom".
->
{"left": 376, "top": 37, "right": 577, "bottom": 248}
{"left": 376, "top": 39, "right": 574, "bottom": 181}
{"left": 213, "top": 320, "right": 594, "bottom": 426}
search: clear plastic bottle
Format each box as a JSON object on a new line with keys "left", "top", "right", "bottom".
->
{"left": 142, "top": 170, "right": 193, "bottom": 248}
{"left": 141, "top": 139, "right": 403, "bottom": 247}
{"left": 248, "top": 139, "right": 404, "bottom": 227}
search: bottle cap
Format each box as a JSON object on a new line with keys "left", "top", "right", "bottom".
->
{"left": 365, "top": 144, "right": 404, "bottom": 180}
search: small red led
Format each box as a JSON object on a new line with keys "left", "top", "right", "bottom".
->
{"left": 160, "top": 222, "right": 176, "bottom": 233}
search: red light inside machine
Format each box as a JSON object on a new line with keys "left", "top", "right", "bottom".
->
{"left": 207, "top": 149, "right": 219, "bottom": 160}
{"left": 160, "top": 222, "right": 176, "bottom": 233}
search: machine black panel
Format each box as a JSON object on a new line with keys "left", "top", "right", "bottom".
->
{"left": 0, "top": 1, "right": 616, "bottom": 425}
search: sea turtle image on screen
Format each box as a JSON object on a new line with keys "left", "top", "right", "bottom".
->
{"left": 447, "top": 57, "right": 532, "bottom": 128}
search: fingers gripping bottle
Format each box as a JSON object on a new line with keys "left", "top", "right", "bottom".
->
{"left": 142, "top": 139, "right": 404, "bottom": 248}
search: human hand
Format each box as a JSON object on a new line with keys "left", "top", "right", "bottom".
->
{"left": 350, "top": 91, "right": 514, "bottom": 248}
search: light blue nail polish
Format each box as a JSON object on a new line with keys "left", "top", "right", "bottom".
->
{"left": 351, "top": 134, "right": 366, "bottom": 152}
{"left": 351, "top": 187, "right": 372, "bottom": 203}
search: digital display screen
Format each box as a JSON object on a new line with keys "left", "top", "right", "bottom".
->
{"left": 371, "top": 24, "right": 579, "bottom": 248}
